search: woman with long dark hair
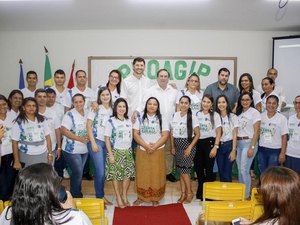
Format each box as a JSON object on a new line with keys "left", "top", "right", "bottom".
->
{"left": 261, "top": 77, "right": 281, "bottom": 112}
{"left": 238, "top": 73, "right": 262, "bottom": 112}
{"left": 236, "top": 92, "right": 261, "bottom": 199}
{"left": 0, "top": 95, "right": 17, "bottom": 201}
{"left": 0, "top": 163, "right": 92, "bottom": 225}
{"left": 7, "top": 89, "right": 23, "bottom": 118}
{"left": 11, "top": 97, "right": 52, "bottom": 169}
{"left": 133, "top": 97, "right": 169, "bottom": 206}
{"left": 105, "top": 98, "right": 134, "bottom": 208}
{"left": 171, "top": 96, "right": 200, "bottom": 204}
{"left": 240, "top": 166, "right": 300, "bottom": 225}
{"left": 194, "top": 94, "right": 221, "bottom": 200}
{"left": 61, "top": 94, "right": 89, "bottom": 198}
{"left": 86, "top": 87, "right": 113, "bottom": 205}
{"left": 258, "top": 95, "right": 288, "bottom": 174}
{"left": 215, "top": 94, "right": 238, "bottom": 182}
{"left": 96, "top": 69, "right": 122, "bottom": 106}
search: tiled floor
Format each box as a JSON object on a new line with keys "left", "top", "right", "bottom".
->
{"left": 62, "top": 177, "right": 259, "bottom": 225}
{"left": 62, "top": 179, "right": 203, "bottom": 225}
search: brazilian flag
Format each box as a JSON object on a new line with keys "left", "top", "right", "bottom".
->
{"left": 44, "top": 46, "right": 52, "bottom": 89}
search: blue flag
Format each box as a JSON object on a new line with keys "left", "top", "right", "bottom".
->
{"left": 19, "top": 61, "right": 25, "bottom": 89}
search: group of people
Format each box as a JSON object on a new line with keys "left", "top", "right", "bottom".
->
{"left": 0, "top": 57, "right": 299, "bottom": 213}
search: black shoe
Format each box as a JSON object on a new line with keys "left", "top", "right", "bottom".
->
{"left": 166, "top": 173, "right": 177, "bottom": 183}
{"left": 83, "top": 173, "right": 93, "bottom": 180}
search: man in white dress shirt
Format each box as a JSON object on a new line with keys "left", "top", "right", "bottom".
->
{"left": 138, "top": 69, "right": 178, "bottom": 182}
{"left": 121, "top": 57, "right": 154, "bottom": 118}
{"left": 20, "top": 71, "right": 38, "bottom": 98}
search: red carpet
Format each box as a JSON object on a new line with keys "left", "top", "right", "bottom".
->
{"left": 113, "top": 203, "right": 192, "bottom": 225}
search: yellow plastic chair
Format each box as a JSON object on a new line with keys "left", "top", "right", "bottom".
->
{"left": 4, "top": 200, "right": 11, "bottom": 208}
{"left": 251, "top": 188, "right": 264, "bottom": 221}
{"left": 204, "top": 201, "right": 254, "bottom": 225}
{"left": 0, "top": 200, "right": 3, "bottom": 214}
{"left": 73, "top": 198, "right": 108, "bottom": 225}
{"left": 203, "top": 182, "right": 246, "bottom": 210}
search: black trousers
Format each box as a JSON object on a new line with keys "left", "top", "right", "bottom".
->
{"left": 0, "top": 153, "right": 17, "bottom": 201}
{"left": 194, "top": 137, "right": 216, "bottom": 200}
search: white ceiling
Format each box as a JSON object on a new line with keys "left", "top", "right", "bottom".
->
{"left": 0, "top": 0, "right": 300, "bottom": 32}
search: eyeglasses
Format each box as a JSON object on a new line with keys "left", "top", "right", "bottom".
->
{"left": 109, "top": 75, "right": 120, "bottom": 80}
{"left": 294, "top": 101, "right": 300, "bottom": 105}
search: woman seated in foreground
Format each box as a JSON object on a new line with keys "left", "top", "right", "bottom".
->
{"left": 0, "top": 163, "right": 92, "bottom": 225}
{"left": 240, "top": 166, "right": 300, "bottom": 225}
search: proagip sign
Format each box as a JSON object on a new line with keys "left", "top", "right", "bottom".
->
{"left": 88, "top": 56, "right": 237, "bottom": 91}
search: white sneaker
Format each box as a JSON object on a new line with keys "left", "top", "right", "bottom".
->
{"left": 63, "top": 169, "right": 70, "bottom": 179}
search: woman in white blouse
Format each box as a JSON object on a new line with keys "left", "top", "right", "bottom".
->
{"left": 215, "top": 94, "right": 238, "bottom": 182}
{"left": 258, "top": 95, "right": 288, "bottom": 174}
{"left": 170, "top": 96, "right": 200, "bottom": 204}
{"left": 133, "top": 97, "right": 169, "bottom": 206}
{"left": 176, "top": 73, "right": 203, "bottom": 115}
{"left": 61, "top": 94, "right": 89, "bottom": 198}
{"left": 12, "top": 97, "right": 52, "bottom": 169}
{"left": 87, "top": 87, "right": 113, "bottom": 205}
{"left": 236, "top": 92, "right": 261, "bottom": 198}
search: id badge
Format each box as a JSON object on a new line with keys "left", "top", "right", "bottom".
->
{"left": 263, "top": 132, "right": 272, "bottom": 143}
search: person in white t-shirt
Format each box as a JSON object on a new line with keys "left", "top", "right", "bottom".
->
{"left": 238, "top": 73, "right": 262, "bottom": 112}
{"left": 215, "top": 94, "right": 239, "bottom": 182}
{"left": 35, "top": 89, "right": 62, "bottom": 165}
{"left": 7, "top": 90, "right": 23, "bottom": 118}
{"left": 239, "top": 167, "right": 300, "bottom": 225}
{"left": 236, "top": 92, "right": 261, "bottom": 199}
{"left": 261, "top": 77, "right": 281, "bottom": 112}
{"left": 50, "top": 69, "right": 69, "bottom": 118}
{"left": 285, "top": 95, "right": 300, "bottom": 175}
{"left": 0, "top": 95, "right": 17, "bottom": 201}
{"left": 95, "top": 69, "right": 122, "bottom": 106}
{"left": 87, "top": 87, "right": 113, "bottom": 205}
{"left": 63, "top": 70, "right": 96, "bottom": 112}
{"left": 258, "top": 95, "right": 288, "bottom": 174}
{"left": 170, "top": 96, "right": 200, "bottom": 204}
{"left": 11, "top": 97, "right": 52, "bottom": 169}
{"left": 104, "top": 98, "right": 134, "bottom": 208}
{"left": 61, "top": 94, "right": 89, "bottom": 198}
{"left": 20, "top": 71, "right": 38, "bottom": 98}
{"left": 176, "top": 73, "right": 203, "bottom": 115}
{"left": 194, "top": 94, "right": 222, "bottom": 200}
{"left": 133, "top": 97, "right": 169, "bottom": 207}
{"left": 0, "top": 163, "right": 92, "bottom": 225}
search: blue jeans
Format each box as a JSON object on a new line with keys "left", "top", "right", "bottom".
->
{"left": 258, "top": 146, "right": 280, "bottom": 174}
{"left": 236, "top": 139, "right": 258, "bottom": 198}
{"left": 216, "top": 140, "right": 234, "bottom": 182}
{"left": 87, "top": 139, "right": 107, "bottom": 198}
{"left": 285, "top": 155, "right": 300, "bottom": 175}
{"left": 62, "top": 151, "right": 88, "bottom": 198}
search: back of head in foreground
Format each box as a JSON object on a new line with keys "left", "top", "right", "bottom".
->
{"left": 10, "top": 163, "right": 68, "bottom": 225}
{"left": 254, "top": 166, "right": 300, "bottom": 225}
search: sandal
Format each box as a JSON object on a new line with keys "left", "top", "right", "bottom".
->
{"left": 152, "top": 201, "right": 159, "bottom": 207}
{"left": 104, "top": 197, "right": 113, "bottom": 206}
{"left": 184, "top": 193, "right": 194, "bottom": 204}
{"left": 116, "top": 197, "right": 126, "bottom": 208}
{"left": 177, "top": 192, "right": 186, "bottom": 203}
{"left": 133, "top": 198, "right": 143, "bottom": 206}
